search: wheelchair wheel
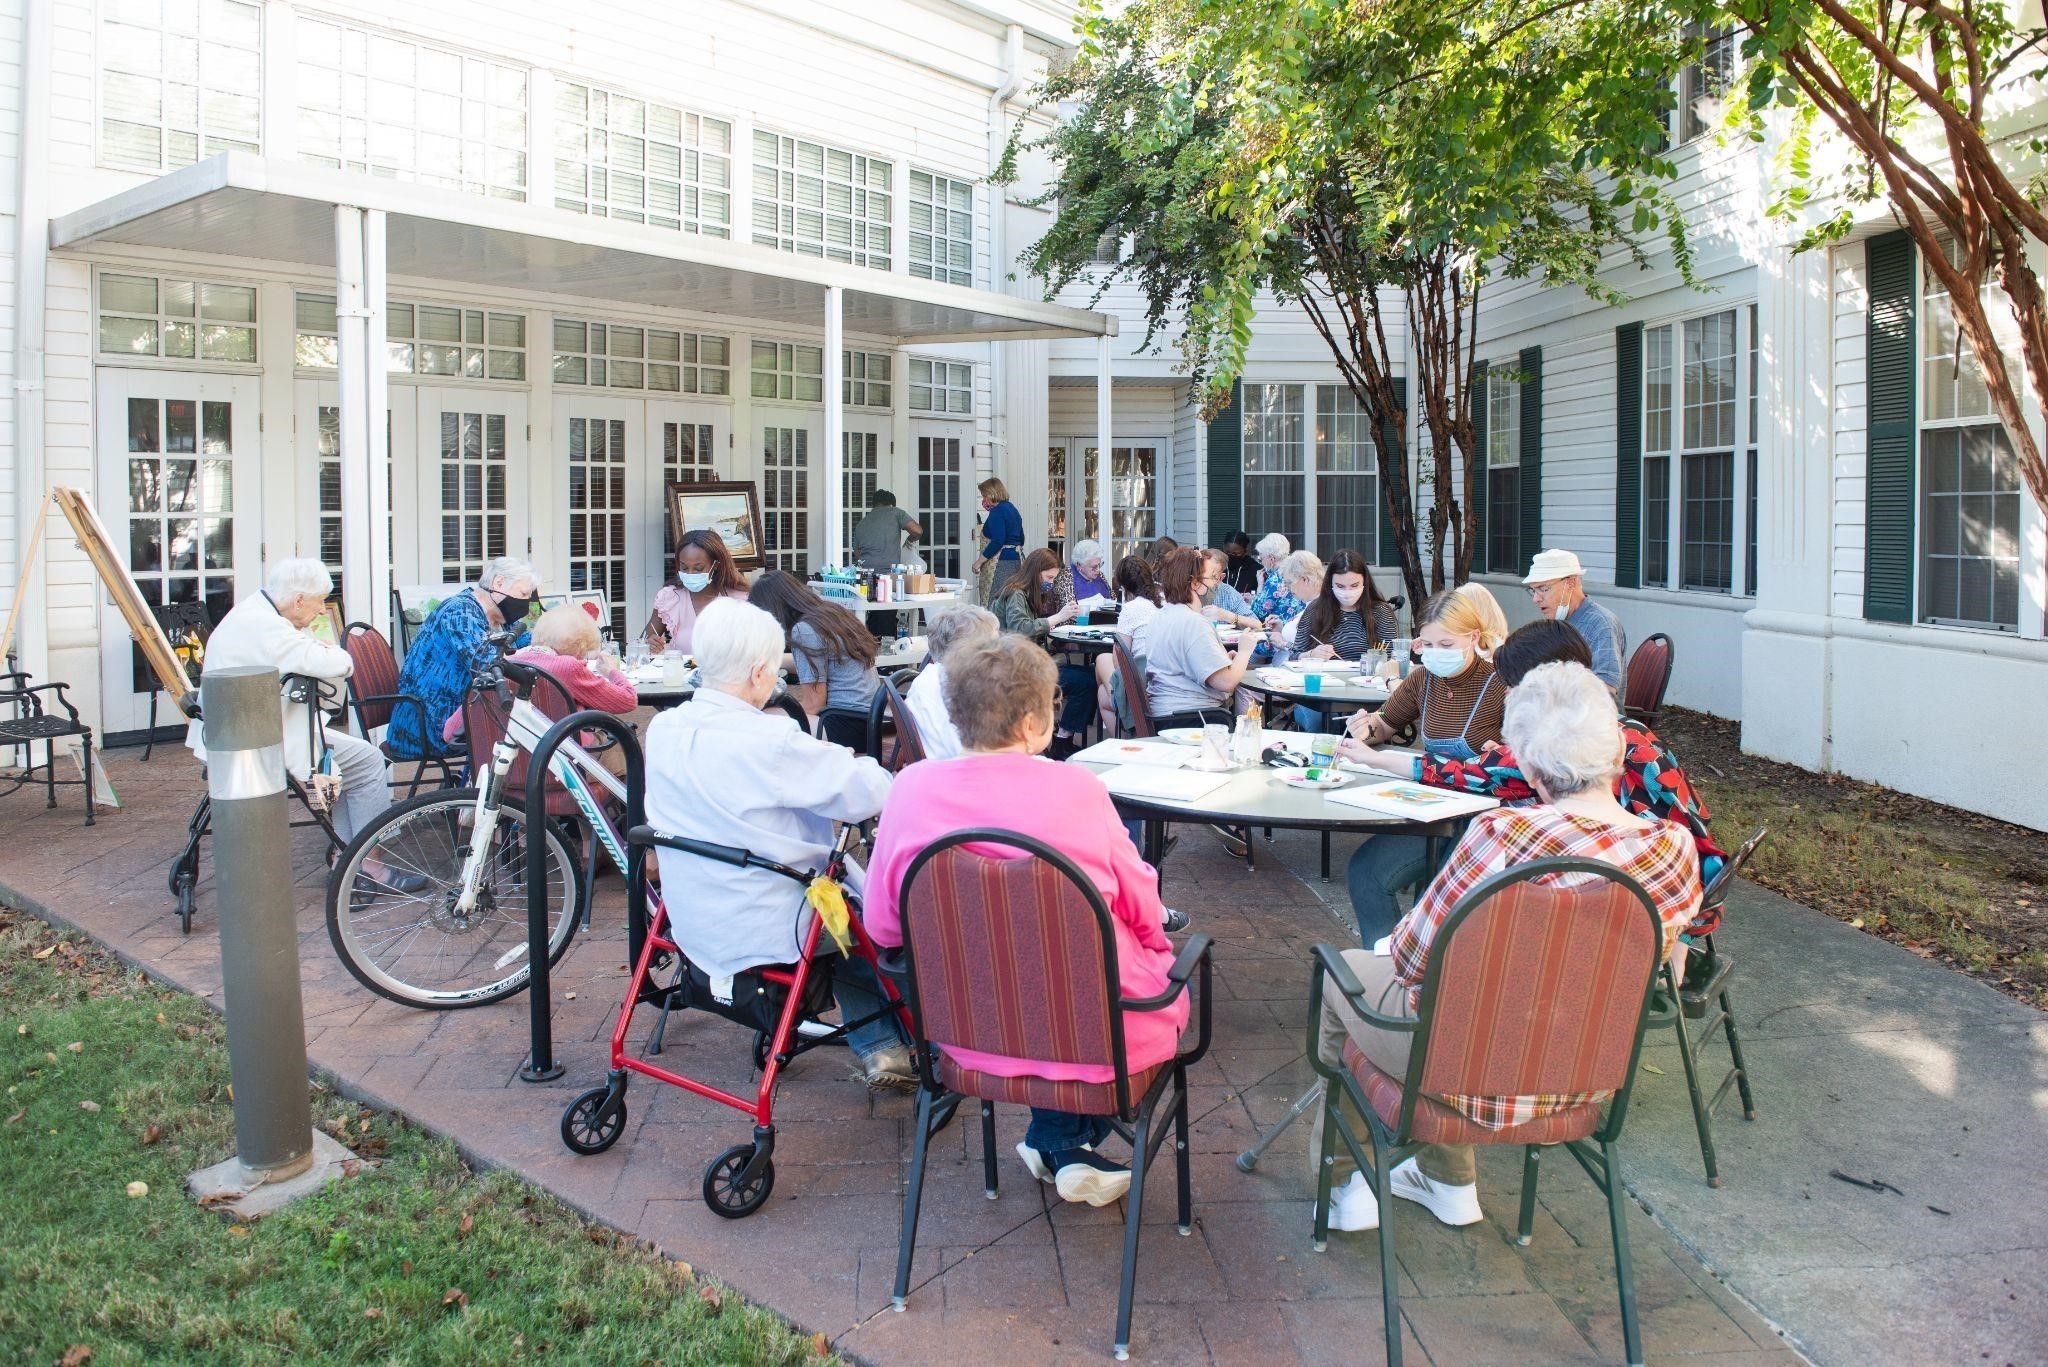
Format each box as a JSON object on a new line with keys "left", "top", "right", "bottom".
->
{"left": 326, "top": 788, "right": 581, "bottom": 1010}
{"left": 561, "top": 1085, "right": 628, "bottom": 1155}
{"left": 702, "top": 1143, "right": 775, "bottom": 1218}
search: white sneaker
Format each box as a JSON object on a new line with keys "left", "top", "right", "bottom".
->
{"left": 1016, "top": 1141, "right": 1055, "bottom": 1185}
{"left": 1388, "top": 1156, "right": 1483, "bottom": 1226}
{"left": 1328, "top": 1171, "right": 1380, "bottom": 1232}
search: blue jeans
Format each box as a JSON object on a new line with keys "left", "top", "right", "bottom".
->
{"left": 1293, "top": 703, "right": 1333, "bottom": 733}
{"left": 1025, "top": 1108, "right": 1114, "bottom": 1154}
{"left": 1344, "top": 833, "right": 1435, "bottom": 945}
{"left": 1057, "top": 662, "right": 1098, "bottom": 734}
{"left": 830, "top": 951, "right": 904, "bottom": 1061}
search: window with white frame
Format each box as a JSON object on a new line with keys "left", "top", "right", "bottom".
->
{"left": 1048, "top": 445, "right": 1070, "bottom": 547}
{"left": 296, "top": 19, "right": 528, "bottom": 199}
{"left": 908, "top": 359, "right": 972, "bottom": 415}
{"left": 1484, "top": 369, "right": 1521, "bottom": 573}
{"left": 294, "top": 294, "right": 525, "bottom": 380}
{"left": 1092, "top": 231, "right": 1124, "bottom": 266}
{"left": 553, "top": 82, "right": 731, "bottom": 235}
{"left": 1241, "top": 383, "right": 1383, "bottom": 562}
{"left": 315, "top": 405, "right": 392, "bottom": 588}
{"left": 100, "top": 272, "right": 257, "bottom": 363}
{"left": 751, "top": 132, "right": 892, "bottom": 269}
{"left": 99, "top": 0, "right": 262, "bottom": 172}
{"left": 844, "top": 351, "right": 893, "bottom": 408}
{"left": 1918, "top": 244, "right": 2023, "bottom": 630}
{"left": 1675, "top": 22, "right": 1734, "bottom": 145}
{"left": 909, "top": 170, "right": 974, "bottom": 286}
{"left": 553, "top": 319, "right": 729, "bottom": 394}
{"left": 1641, "top": 307, "right": 1746, "bottom": 594}
{"left": 842, "top": 432, "right": 881, "bottom": 554}
{"left": 751, "top": 342, "right": 824, "bottom": 402}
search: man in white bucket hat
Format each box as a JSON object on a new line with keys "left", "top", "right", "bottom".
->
{"left": 1522, "top": 548, "right": 1626, "bottom": 694}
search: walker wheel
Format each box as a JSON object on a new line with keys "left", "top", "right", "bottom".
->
{"left": 560, "top": 1085, "right": 627, "bottom": 1155}
{"left": 703, "top": 1143, "right": 775, "bottom": 1218}
{"left": 751, "top": 1029, "right": 772, "bottom": 1073}
{"left": 174, "top": 873, "right": 196, "bottom": 935}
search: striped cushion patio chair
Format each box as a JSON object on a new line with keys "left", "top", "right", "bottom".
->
{"left": 1307, "top": 859, "right": 1667, "bottom": 1367}
{"left": 1623, "top": 632, "right": 1674, "bottom": 729}
{"left": 888, "top": 829, "right": 1213, "bottom": 1362}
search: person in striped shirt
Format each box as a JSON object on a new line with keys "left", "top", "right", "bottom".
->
{"left": 1310, "top": 661, "right": 1702, "bottom": 1234}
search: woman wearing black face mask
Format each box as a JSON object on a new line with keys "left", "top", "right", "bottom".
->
{"left": 388, "top": 556, "right": 542, "bottom": 761}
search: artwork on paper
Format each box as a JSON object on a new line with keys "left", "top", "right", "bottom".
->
{"left": 666, "top": 480, "right": 764, "bottom": 570}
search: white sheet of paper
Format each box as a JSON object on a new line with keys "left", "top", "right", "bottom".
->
{"left": 1097, "top": 765, "right": 1232, "bottom": 803}
{"left": 1323, "top": 782, "right": 1498, "bottom": 822}
{"left": 1069, "top": 738, "right": 1191, "bottom": 769}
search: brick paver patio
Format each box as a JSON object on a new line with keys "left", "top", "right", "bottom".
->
{"left": 1, "top": 751, "right": 1797, "bottom": 1364}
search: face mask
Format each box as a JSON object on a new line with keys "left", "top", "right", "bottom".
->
{"left": 1546, "top": 601, "right": 1571, "bottom": 621}
{"left": 677, "top": 570, "right": 712, "bottom": 592}
{"left": 1333, "top": 586, "right": 1364, "bottom": 608}
{"left": 493, "top": 591, "right": 535, "bottom": 621}
{"left": 1419, "top": 646, "right": 1470, "bottom": 678}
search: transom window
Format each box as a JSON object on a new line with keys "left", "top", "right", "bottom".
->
{"left": 844, "top": 351, "right": 893, "bottom": 408}
{"left": 751, "top": 132, "right": 892, "bottom": 270}
{"left": 909, "top": 170, "right": 974, "bottom": 286}
{"left": 908, "top": 359, "right": 973, "bottom": 415}
{"left": 1641, "top": 307, "right": 1751, "bottom": 594}
{"left": 553, "top": 319, "right": 730, "bottom": 394}
{"left": 751, "top": 342, "right": 824, "bottom": 402}
{"left": 1241, "top": 383, "right": 1381, "bottom": 563}
{"left": 99, "top": 0, "right": 262, "bottom": 172}
{"left": 294, "top": 294, "right": 526, "bottom": 381}
{"left": 296, "top": 19, "right": 528, "bottom": 200}
{"left": 553, "top": 82, "right": 731, "bottom": 236}
{"left": 1485, "top": 369, "right": 1521, "bottom": 573}
{"left": 99, "top": 272, "right": 256, "bottom": 364}
{"left": 1918, "top": 246, "right": 2022, "bottom": 630}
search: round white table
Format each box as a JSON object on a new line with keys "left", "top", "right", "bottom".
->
{"left": 627, "top": 636, "right": 927, "bottom": 707}
{"left": 1238, "top": 664, "right": 1397, "bottom": 722}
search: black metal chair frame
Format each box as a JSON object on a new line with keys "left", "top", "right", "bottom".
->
{"left": 888, "top": 828, "right": 1213, "bottom": 1361}
{"left": 1306, "top": 859, "right": 1667, "bottom": 1367}
{"left": 169, "top": 673, "right": 345, "bottom": 933}
{"left": 342, "top": 621, "right": 458, "bottom": 799}
{"left": 1655, "top": 825, "right": 1766, "bottom": 1187}
{"left": 0, "top": 669, "right": 97, "bottom": 826}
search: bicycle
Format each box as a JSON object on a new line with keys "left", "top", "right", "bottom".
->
{"left": 324, "top": 640, "right": 633, "bottom": 1009}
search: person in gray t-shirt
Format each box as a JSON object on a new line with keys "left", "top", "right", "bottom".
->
{"left": 1522, "top": 548, "right": 1627, "bottom": 694}
{"left": 850, "top": 490, "right": 922, "bottom": 571}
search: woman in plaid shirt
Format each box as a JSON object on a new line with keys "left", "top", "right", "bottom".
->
{"left": 1311, "top": 661, "right": 1702, "bottom": 1234}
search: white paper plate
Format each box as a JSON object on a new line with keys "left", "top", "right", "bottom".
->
{"left": 1159, "top": 728, "right": 1210, "bottom": 746}
{"left": 1277, "top": 770, "right": 1353, "bottom": 790}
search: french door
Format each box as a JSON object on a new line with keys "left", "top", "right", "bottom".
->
{"left": 557, "top": 394, "right": 643, "bottom": 641}
{"left": 648, "top": 399, "right": 725, "bottom": 604}
{"left": 293, "top": 379, "right": 415, "bottom": 601}
{"left": 1053, "top": 438, "right": 1160, "bottom": 563}
{"left": 911, "top": 421, "right": 971, "bottom": 581}
{"left": 840, "top": 418, "right": 890, "bottom": 561}
{"left": 94, "top": 369, "right": 261, "bottom": 734}
{"left": 756, "top": 409, "right": 819, "bottom": 575}
{"left": 414, "top": 388, "right": 529, "bottom": 592}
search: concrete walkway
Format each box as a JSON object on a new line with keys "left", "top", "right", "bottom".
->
{"left": 2, "top": 750, "right": 2039, "bottom": 1363}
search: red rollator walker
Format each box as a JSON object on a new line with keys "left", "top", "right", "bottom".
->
{"left": 559, "top": 822, "right": 912, "bottom": 1218}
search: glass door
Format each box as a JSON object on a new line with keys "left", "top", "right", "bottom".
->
{"left": 557, "top": 394, "right": 644, "bottom": 641}
{"left": 1061, "top": 438, "right": 1160, "bottom": 563}
{"left": 94, "top": 369, "right": 262, "bottom": 734}
{"left": 413, "top": 388, "right": 530, "bottom": 592}
{"left": 293, "top": 379, "right": 412, "bottom": 604}
{"left": 911, "top": 421, "right": 971, "bottom": 581}
{"left": 646, "top": 400, "right": 725, "bottom": 608}
{"left": 755, "top": 410, "right": 818, "bottom": 575}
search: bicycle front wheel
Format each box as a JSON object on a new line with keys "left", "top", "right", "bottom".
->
{"left": 326, "top": 788, "right": 581, "bottom": 1009}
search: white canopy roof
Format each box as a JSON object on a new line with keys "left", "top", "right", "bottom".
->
{"left": 50, "top": 153, "right": 1116, "bottom": 344}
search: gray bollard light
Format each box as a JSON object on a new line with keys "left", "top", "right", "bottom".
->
{"left": 201, "top": 665, "right": 314, "bottom": 1182}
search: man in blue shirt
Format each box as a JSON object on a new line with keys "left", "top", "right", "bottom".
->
{"left": 1522, "top": 548, "right": 1626, "bottom": 695}
{"left": 387, "top": 556, "right": 540, "bottom": 760}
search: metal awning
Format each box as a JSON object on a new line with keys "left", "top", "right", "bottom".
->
{"left": 50, "top": 152, "right": 1116, "bottom": 343}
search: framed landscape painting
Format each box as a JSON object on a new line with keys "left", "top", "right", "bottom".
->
{"left": 666, "top": 480, "right": 764, "bottom": 570}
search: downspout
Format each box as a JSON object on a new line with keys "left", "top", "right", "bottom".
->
{"left": 11, "top": 0, "right": 51, "bottom": 677}
{"left": 986, "top": 22, "right": 1024, "bottom": 478}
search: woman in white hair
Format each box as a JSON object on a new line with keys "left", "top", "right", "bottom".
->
{"left": 1247, "top": 532, "right": 1297, "bottom": 621}
{"left": 903, "top": 605, "right": 999, "bottom": 760}
{"left": 190, "top": 559, "right": 415, "bottom": 889}
{"left": 389, "top": 554, "right": 541, "bottom": 760}
{"left": 1309, "top": 662, "right": 1702, "bottom": 1235}
{"left": 640, "top": 598, "right": 914, "bottom": 1090}
{"left": 1258, "top": 550, "right": 1325, "bottom": 656}
{"left": 1054, "top": 538, "right": 1112, "bottom": 609}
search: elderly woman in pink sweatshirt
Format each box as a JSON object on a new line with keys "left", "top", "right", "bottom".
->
{"left": 865, "top": 635, "right": 1187, "bottom": 1208}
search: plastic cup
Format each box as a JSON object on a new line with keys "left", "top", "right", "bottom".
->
{"left": 661, "top": 657, "right": 688, "bottom": 688}
{"left": 1311, "top": 733, "right": 1339, "bottom": 770}
{"left": 1303, "top": 672, "right": 1323, "bottom": 695}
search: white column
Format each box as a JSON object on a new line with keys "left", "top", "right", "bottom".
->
{"left": 362, "top": 209, "right": 391, "bottom": 635}
{"left": 1096, "top": 333, "right": 1113, "bottom": 554}
{"left": 823, "top": 286, "right": 845, "bottom": 567}
{"left": 334, "top": 206, "right": 373, "bottom": 633}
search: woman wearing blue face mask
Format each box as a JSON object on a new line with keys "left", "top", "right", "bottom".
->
{"left": 1333, "top": 587, "right": 1507, "bottom": 945}
{"left": 644, "top": 529, "right": 749, "bottom": 655}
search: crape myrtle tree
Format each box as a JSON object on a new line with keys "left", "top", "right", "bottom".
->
{"left": 1009, "top": 0, "right": 1693, "bottom": 605}
{"left": 1697, "top": 0, "right": 2048, "bottom": 529}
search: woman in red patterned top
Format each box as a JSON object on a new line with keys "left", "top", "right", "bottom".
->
{"left": 1310, "top": 661, "right": 1702, "bottom": 1235}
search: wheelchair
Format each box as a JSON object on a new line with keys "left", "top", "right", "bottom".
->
{"left": 168, "top": 674, "right": 347, "bottom": 933}
{"left": 558, "top": 822, "right": 914, "bottom": 1218}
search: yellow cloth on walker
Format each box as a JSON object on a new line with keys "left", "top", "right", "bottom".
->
{"left": 807, "top": 876, "right": 854, "bottom": 953}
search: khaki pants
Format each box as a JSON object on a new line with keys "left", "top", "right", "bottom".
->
{"left": 1309, "top": 948, "right": 1476, "bottom": 1187}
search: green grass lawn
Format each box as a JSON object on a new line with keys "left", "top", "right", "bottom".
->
{"left": 0, "top": 907, "right": 828, "bottom": 1365}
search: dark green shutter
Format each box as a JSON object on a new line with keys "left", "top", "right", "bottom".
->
{"left": 1378, "top": 378, "right": 1405, "bottom": 566}
{"left": 1468, "top": 362, "right": 1489, "bottom": 574}
{"left": 1206, "top": 380, "right": 1243, "bottom": 548}
{"left": 1517, "top": 346, "right": 1542, "bottom": 571}
{"left": 1614, "top": 323, "right": 1643, "bottom": 588}
{"left": 1864, "top": 231, "right": 1916, "bottom": 623}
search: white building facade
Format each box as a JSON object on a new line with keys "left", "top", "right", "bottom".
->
{"left": 0, "top": 1, "right": 2042, "bottom": 832}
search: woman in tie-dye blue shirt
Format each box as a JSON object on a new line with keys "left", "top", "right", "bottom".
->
{"left": 386, "top": 559, "right": 539, "bottom": 760}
